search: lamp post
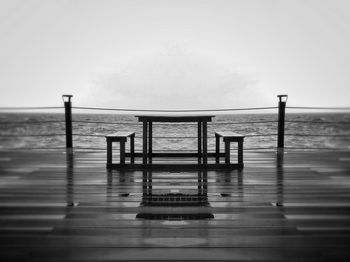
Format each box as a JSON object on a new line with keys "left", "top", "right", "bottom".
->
{"left": 62, "top": 95, "right": 73, "bottom": 149}
{"left": 277, "top": 95, "right": 288, "bottom": 150}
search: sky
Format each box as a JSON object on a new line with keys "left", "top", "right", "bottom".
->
{"left": 0, "top": 0, "right": 349, "bottom": 110}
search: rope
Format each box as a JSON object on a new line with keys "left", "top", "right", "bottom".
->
{"left": 285, "top": 120, "right": 350, "bottom": 124}
{"left": 284, "top": 147, "right": 350, "bottom": 150}
{"left": 74, "top": 147, "right": 105, "bottom": 150}
{"left": 0, "top": 106, "right": 63, "bottom": 110}
{"left": 0, "top": 134, "right": 65, "bottom": 137}
{"left": 149, "top": 136, "right": 197, "bottom": 139}
{"left": 70, "top": 120, "right": 277, "bottom": 126}
{"left": 285, "top": 134, "right": 349, "bottom": 137}
{"left": 2, "top": 146, "right": 348, "bottom": 151}
{"left": 73, "top": 134, "right": 106, "bottom": 137}
{"left": 245, "top": 134, "right": 277, "bottom": 137}
{"left": 210, "top": 121, "right": 277, "bottom": 125}
{"left": 70, "top": 134, "right": 279, "bottom": 138}
{"left": 72, "top": 120, "right": 140, "bottom": 125}
{"left": 287, "top": 106, "right": 350, "bottom": 110}
{"left": 0, "top": 121, "right": 65, "bottom": 124}
{"left": 72, "top": 106, "right": 277, "bottom": 112}
{"left": 1, "top": 105, "right": 348, "bottom": 111}
{"left": 244, "top": 147, "right": 276, "bottom": 150}
{"left": 0, "top": 147, "right": 66, "bottom": 150}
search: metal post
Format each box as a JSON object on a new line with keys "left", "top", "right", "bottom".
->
{"left": 63, "top": 95, "right": 73, "bottom": 149}
{"left": 277, "top": 95, "right": 288, "bottom": 149}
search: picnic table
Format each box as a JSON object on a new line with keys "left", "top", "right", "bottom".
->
{"left": 136, "top": 115, "right": 214, "bottom": 165}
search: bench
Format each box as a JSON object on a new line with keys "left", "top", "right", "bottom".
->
{"left": 215, "top": 132, "right": 245, "bottom": 167}
{"left": 106, "top": 132, "right": 135, "bottom": 166}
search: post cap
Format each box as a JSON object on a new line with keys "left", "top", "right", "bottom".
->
{"left": 62, "top": 94, "right": 73, "bottom": 102}
{"left": 277, "top": 94, "right": 288, "bottom": 102}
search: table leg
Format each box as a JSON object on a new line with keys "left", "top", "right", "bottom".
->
{"left": 203, "top": 121, "right": 207, "bottom": 164}
{"left": 197, "top": 122, "right": 202, "bottom": 164}
{"left": 203, "top": 170, "right": 208, "bottom": 196}
{"left": 215, "top": 133, "right": 220, "bottom": 163}
{"left": 143, "top": 121, "right": 148, "bottom": 164}
{"left": 106, "top": 139, "right": 112, "bottom": 166}
{"left": 130, "top": 134, "right": 135, "bottom": 164}
{"left": 238, "top": 140, "right": 243, "bottom": 166}
{"left": 149, "top": 121, "right": 152, "bottom": 164}
{"left": 120, "top": 141, "right": 125, "bottom": 164}
{"left": 225, "top": 141, "right": 230, "bottom": 164}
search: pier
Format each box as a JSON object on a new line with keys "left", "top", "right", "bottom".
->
{"left": 1, "top": 95, "right": 350, "bottom": 261}
{"left": 1, "top": 149, "right": 350, "bottom": 261}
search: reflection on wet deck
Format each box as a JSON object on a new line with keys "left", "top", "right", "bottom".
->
{"left": 1, "top": 150, "right": 350, "bottom": 261}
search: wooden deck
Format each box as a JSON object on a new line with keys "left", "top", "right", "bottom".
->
{"left": 1, "top": 149, "right": 350, "bottom": 261}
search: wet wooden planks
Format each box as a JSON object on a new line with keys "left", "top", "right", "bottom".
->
{"left": 0, "top": 150, "right": 350, "bottom": 261}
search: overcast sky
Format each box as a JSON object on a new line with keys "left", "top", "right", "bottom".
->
{"left": 0, "top": 0, "right": 349, "bottom": 109}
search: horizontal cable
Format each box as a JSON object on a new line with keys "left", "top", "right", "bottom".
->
{"left": 210, "top": 121, "right": 277, "bottom": 125}
{"left": 245, "top": 134, "right": 277, "bottom": 137}
{"left": 72, "top": 134, "right": 207, "bottom": 139}
{"left": 244, "top": 147, "right": 276, "bottom": 150}
{"left": 151, "top": 136, "right": 196, "bottom": 139}
{"left": 285, "top": 120, "right": 350, "bottom": 124}
{"left": 287, "top": 106, "right": 350, "bottom": 110}
{"left": 1, "top": 105, "right": 348, "bottom": 111}
{"left": 71, "top": 134, "right": 278, "bottom": 138}
{"left": 71, "top": 147, "right": 278, "bottom": 152}
{"left": 72, "top": 106, "right": 277, "bottom": 112}
{"left": 1, "top": 146, "right": 348, "bottom": 152}
{"left": 285, "top": 133, "right": 349, "bottom": 137}
{"left": 285, "top": 147, "right": 350, "bottom": 150}
{"left": 3, "top": 133, "right": 346, "bottom": 139}
{"left": 74, "top": 147, "right": 106, "bottom": 150}
{"left": 72, "top": 120, "right": 140, "bottom": 125}
{"left": 72, "top": 120, "right": 278, "bottom": 125}
{"left": 0, "top": 134, "right": 64, "bottom": 137}
{"left": 0, "top": 106, "right": 63, "bottom": 110}
{"left": 0, "top": 121, "right": 65, "bottom": 124}
{"left": 0, "top": 147, "right": 66, "bottom": 150}
{"left": 73, "top": 134, "right": 105, "bottom": 137}
{"left": 71, "top": 147, "right": 350, "bottom": 152}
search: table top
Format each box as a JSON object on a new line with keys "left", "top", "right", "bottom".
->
{"left": 135, "top": 115, "right": 215, "bottom": 122}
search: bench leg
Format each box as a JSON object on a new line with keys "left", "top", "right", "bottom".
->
{"left": 225, "top": 141, "right": 230, "bottom": 164}
{"left": 238, "top": 140, "right": 243, "bottom": 167}
{"left": 107, "top": 140, "right": 112, "bottom": 166}
{"left": 120, "top": 141, "right": 125, "bottom": 164}
{"left": 130, "top": 134, "right": 135, "bottom": 164}
{"left": 215, "top": 134, "right": 220, "bottom": 164}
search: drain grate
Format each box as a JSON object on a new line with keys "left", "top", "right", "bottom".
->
{"left": 136, "top": 213, "right": 214, "bottom": 220}
{"left": 141, "top": 193, "right": 209, "bottom": 206}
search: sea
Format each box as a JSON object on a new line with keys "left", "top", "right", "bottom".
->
{"left": 0, "top": 113, "right": 349, "bottom": 151}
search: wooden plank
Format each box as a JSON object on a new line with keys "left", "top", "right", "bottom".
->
{"left": 0, "top": 150, "right": 350, "bottom": 261}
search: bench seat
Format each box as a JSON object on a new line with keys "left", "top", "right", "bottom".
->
{"left": 215, "top": 132, "right": 245, "bottom": 167}
{"left": 106, "top": 132, "right": 135, "bottom": 166}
